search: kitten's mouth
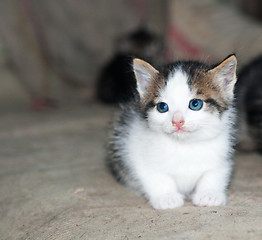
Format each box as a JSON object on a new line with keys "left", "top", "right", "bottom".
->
{"left": 175, "top": 128, "right": 186, "bottom": 133}
{"left": 172, "top": 126, "right": 188, "bottom": 133}
{"left": 164, "top": 126, "right": 194, "bottom": 136}
{"left": 171, "top": 128, "right": 188, "bottom": 134}
{"left": 171, "top": 125, "right": 197, "bottom": 135}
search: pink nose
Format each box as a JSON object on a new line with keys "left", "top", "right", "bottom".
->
{"left": 172, "top": 112, "right": 185, "bottom": 129}
{"left": 172, "top": 120, "right": 185, "bottom": 129}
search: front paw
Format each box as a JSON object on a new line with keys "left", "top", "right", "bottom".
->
{"left": 150, "top": 193, "right": 184, "bottom": 210}
{"left": 192, "top": 191, "right": 227, "bottom": 207}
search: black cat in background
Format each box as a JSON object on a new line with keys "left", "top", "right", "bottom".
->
{"left": 236, "top": 55, "right": 262, "bottom": 153}
{"left": 96, "top": 28, "right": 163, "bottom": 104}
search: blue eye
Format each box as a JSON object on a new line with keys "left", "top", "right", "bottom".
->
{"left": 189, "top": 99, "right": 203, "bottom": 111}
{"left": 157, "top": 102, "right": 169, "bottom": 113}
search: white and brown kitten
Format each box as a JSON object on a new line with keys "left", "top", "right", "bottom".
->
{"left": 107, "top": 55, "right": 237, "bottom": 209}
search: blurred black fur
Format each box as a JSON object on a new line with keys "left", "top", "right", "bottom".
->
{"left": 96, "top": 28, "right": 163, "bottom": 104}
{"left": 97, "top": 55, "right": 136, "bottom": 103}
{"left": 235, "top": 55, "right": 262, "bottom": 153}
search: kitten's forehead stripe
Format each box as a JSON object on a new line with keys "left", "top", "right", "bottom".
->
{"left": 165, "top": 69, "right": 190, "bottom": 101}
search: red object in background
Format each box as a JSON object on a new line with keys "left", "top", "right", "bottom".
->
{"left": 167, "top": 24, "right": 201, "bottom": 59}
{"left": 31, "top": 98, "right": 58, "bottom": 111}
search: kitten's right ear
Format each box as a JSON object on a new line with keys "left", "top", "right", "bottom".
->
{"left": 133, "top": 58, "right": 159, "bottom": 98}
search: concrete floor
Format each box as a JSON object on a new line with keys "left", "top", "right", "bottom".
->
{"left": 0, "top": 96, "right": 262, "bottom": 239}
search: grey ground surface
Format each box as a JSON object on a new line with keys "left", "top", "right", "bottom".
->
{"left": 0, "top": 99, "right": 262, "bottom": 240}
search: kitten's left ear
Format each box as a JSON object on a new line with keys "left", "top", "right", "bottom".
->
{"left": 209, "top": 55, "right": 237, "bottom": 95}
{"left": 133, "top": 58, "right": 159, "bottom": 98}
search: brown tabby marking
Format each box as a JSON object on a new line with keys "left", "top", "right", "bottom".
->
{"left": 190, "top": 70, "right": 229, "bottom": 114}
{"left": 141, "top": 74, "right": 165, "bottom": 112}
{"left": 133, "top": 58, "right": 165, "bottom": 114}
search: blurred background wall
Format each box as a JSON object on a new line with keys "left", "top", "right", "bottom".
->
{"left": 0, "top": 0, "right": 261, "bottom": 109}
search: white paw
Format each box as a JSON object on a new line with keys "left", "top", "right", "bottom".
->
{"left": 192, "top": 191, "right": 227, "bottom": 207}
{"left": 150, "top": 193, "right": 184, "bottom": 210}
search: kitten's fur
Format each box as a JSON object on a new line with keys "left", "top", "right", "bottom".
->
{"left": 235, "top": 55, "right": 262, "bottom": 153}
{"left": 107, "top": 55, "right": 237, "bottom": 209}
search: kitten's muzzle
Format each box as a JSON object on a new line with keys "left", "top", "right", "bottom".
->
{"left": 172, "top": 112, "right": 185, "bottom": 130}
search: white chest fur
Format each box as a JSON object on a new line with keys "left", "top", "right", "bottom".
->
{"left": 121, "top": 117, "right": 233, "bottom": 209}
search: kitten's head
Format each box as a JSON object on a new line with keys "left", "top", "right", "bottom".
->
{"left": 133, "top": 55, "right": 237, "bottom": 141}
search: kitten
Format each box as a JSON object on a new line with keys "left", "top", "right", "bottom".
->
{"left": 107, "top": 55, "right": 237, "bottom": 209}
{"left": 235, "top": 55, "right": 262, "bottom": 153}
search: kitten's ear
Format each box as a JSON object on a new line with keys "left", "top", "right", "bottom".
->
{"left": 209, "top": 55, "right": 237, "bottom": 95}
{"left": 133, "top": 58, "right": 159, "bottom": 97}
